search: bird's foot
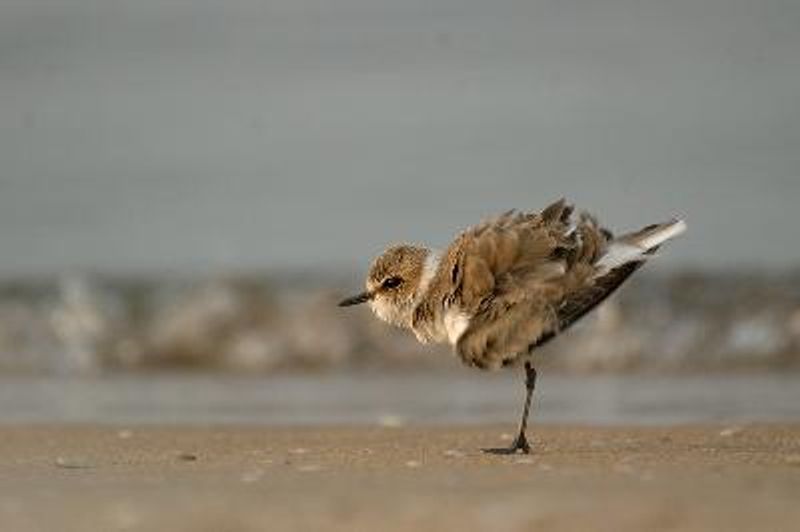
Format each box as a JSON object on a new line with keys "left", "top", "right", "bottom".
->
{"left": 482, "top": 432, "right": 532, "bottom": 455}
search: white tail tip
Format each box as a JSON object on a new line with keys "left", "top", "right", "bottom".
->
{"left": 638, "top": 219, "right": 687, "bottom": 250}
{"left": 597, "top": 218, "right": 686, "bottom": 271}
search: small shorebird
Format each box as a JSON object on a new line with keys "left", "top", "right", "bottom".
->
{"left": 340, "top": 199, "right": 685, "bottom": 454}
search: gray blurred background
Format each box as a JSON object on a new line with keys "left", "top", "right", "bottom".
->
{"left": 2, "top": 0, "right": 799, "bottom": 275}
{"left": 1, "top": 0, "right": 799, "bottom": 422}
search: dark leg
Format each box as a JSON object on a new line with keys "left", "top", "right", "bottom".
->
{"left": 484, "top": 362, "right": 537, "bottom": 455}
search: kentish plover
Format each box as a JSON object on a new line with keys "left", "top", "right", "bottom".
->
{"left": 340, "top": 199, "right": 686, "bottom": 454}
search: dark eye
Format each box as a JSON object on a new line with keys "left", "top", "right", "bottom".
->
{"left": 382, "top": 276, "right": 403, "bottom": 289}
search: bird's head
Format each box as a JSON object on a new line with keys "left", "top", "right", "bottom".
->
{"left": 339, "top": 244, "right": 434, "bottom": 328}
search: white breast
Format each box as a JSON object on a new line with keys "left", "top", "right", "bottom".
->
{"left": 443, "top": 307, "right": 470, "bottom": 345}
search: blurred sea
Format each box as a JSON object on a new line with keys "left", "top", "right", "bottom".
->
{"left": 1, "top": 373, "right": 798, "bottom": 425}
{"left": 2, "top": 270, "right": 795, "bottom": 425}
{"left": 0, "top": 271, "right": 799, "bottom": 375}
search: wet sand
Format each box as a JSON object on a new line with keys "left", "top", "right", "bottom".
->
{"left": 1, "top": 424, "right": 799, "bottom": 532}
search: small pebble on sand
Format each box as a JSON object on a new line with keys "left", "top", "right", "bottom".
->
{"left": 378, "top": 414, "right": 405, "bottom": 428}
{"left": 784, "top": 454, "right": 800, "bottom": 466}
{"left": 405, "top": 460, "right": 422, "bottom": 468}
{"left": 55, "top": 457, "right": 92, "bottom": 469}
{"left": 117, "top": 429, "right": 133, "bottom": 439}
{"left": 719, "top": 426, "right": 743, "bottom": 437}
{"left": 443, "top": 449, "right": 465, "bottom": 458}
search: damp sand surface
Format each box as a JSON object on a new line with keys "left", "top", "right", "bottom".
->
{"left": 0, "top": 424, "right": 798, "bottom": 532}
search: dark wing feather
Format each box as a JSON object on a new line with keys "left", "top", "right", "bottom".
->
{"left": 528, "top": 258, "right": 648, "bottom": 351}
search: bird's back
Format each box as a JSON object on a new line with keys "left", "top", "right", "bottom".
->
{"left": 412, "top": 199, "right": 685, "bottom": 369}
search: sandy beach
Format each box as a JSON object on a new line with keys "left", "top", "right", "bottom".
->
{"left": 1, "top": 424, "right": 798, "bottom": 531}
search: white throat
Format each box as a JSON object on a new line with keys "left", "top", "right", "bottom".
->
{"left": 415, "top": 250, "right": 440, "bottom": 303}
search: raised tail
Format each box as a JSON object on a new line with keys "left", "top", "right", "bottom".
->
{"left": 528, "top": 216, "right": 685, "bottom": 352}
{"left": 596, "top": 218, "right": 687, "bottom": 272}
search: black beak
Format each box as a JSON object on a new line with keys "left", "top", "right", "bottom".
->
{"left": 338, "top": 291, "right": 374, "bottom": 307}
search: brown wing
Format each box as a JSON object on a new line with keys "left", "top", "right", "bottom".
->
{"left": 411, "top": 199, "right": 572, "bottom": 343}
{"left": 528, "top": 259, "right": 646, "bottom": 351}
{"left": 452, "top": 199, "right": 614, "bottom": 369}
{"left": 529, "top": 224, "right": 669, "bottom": 350}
